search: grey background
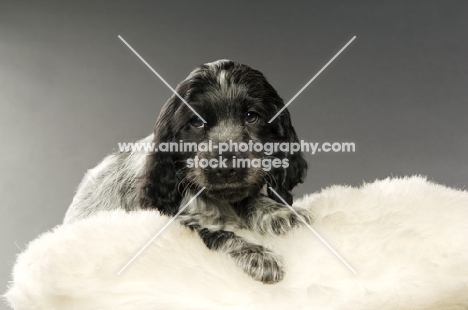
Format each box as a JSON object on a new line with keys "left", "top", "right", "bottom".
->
{"left": 1, "top": 0, "right": 467, "bottom": 300}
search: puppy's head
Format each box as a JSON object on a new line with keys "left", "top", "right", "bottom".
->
{"left": 139, "top": 60, "right": 307, "bottom": 215}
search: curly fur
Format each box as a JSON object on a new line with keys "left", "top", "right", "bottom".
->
{"left": 64, "top": 59, "right": 311, "bottom": 283}
{"left": 7, "top": 177, "right": 468, "bottom": 309}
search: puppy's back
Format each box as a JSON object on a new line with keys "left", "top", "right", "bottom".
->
{"left": 64, "top": 135, "right": 153, "bottom": 223}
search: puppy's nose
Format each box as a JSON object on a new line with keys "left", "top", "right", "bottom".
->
{"left": 216, "top": 168, "right": 236, "bottom": 179}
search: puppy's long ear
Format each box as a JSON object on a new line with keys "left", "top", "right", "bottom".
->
{"left": 138, "top": 93, "right": 184, "bottom": 216}
{"left": 267, "top": 109, "right": 308, "bottom": 206}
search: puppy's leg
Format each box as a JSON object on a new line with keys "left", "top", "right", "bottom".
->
{"left": 196, "top": 227, "right": 285, "bottom": 284}
{"left": 178, "top": 198, "right": 284, "bottom": 283}
{"left": 246, "top": 196, "right": 315, "bottom": 235}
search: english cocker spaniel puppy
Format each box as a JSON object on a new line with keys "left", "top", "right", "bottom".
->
{"left": 64, "top": 59, "right": 313, "bottom": 284}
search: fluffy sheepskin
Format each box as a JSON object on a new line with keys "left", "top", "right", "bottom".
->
{"left": 4, "top": 176, "right": 468, "bottom": 309}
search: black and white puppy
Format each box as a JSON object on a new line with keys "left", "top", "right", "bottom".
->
{"left": 64, "top": 59, "right": 313, "bottom": 284}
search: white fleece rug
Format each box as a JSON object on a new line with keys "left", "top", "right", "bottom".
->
{"left": 4, "top": 176, "right": 468, "bottom": 309}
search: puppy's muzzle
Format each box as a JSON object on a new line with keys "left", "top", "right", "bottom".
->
{"left": 205, "top": 153, "right": 248, "bottom": 183}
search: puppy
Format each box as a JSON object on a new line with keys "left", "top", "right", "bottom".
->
{"left": 65, "top": 59, "right": 313, "bottom": 284}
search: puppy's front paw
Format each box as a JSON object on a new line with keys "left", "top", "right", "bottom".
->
{"left": 257, "top": 207, "right": 315, "bottom": 235}
{"left": 293, "top": 207, "right": 315, "bottom": 226}
{"left": 230, "top": 245, "right": 285, "bottom": 284}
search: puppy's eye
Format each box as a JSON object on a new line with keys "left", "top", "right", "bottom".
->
{"left": 190, "top": 116, "right": 205, "bottom": 129}
{"left": 245, "top": 111, "right": 259, "bottom": 125}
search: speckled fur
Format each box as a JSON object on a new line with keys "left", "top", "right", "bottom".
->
{"left": 64, "top": 59, "right": 310, "bottom": 284}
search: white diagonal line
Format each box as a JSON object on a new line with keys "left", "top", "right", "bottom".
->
{"left": 268, "top": 36, "right": 356, "bottom": 123}
{"left": 268, "top": 187, "right": 357, "bottom": 274}
{"left": 117, "top": 187, "right": 206, "bottom": 275}
{"left": 118, "top": 35, "right": 207, "bottom": 123}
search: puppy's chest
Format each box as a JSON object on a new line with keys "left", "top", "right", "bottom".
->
{"left": 179, "top": 197, "right": 247, "bottom": 230}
